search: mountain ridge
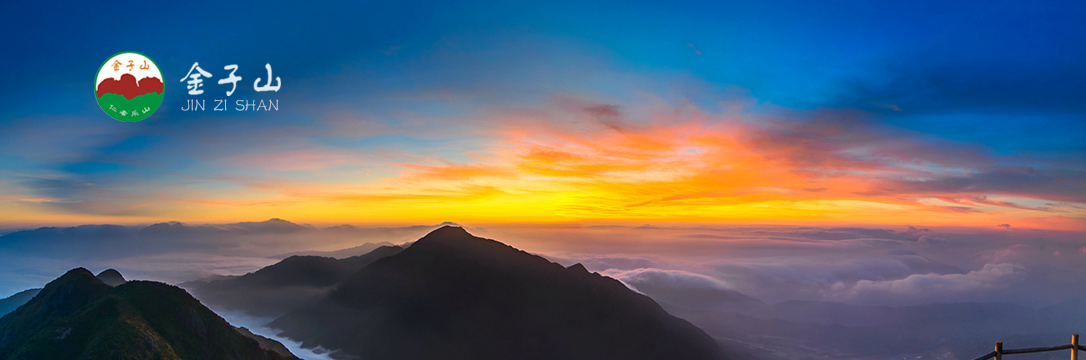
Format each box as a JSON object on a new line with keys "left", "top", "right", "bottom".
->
{"left": 186, "top": 245, "right": 404, "bottom": 317}
{"left": 0, "top": 289, "right": 40, "bottom": 317}
{"left": 0, "top": 268, "right": 297, "bottom": 360}
{"left": 271, "top": 226, "right": 735, "bottom": 360}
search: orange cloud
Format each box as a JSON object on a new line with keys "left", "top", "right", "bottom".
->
{"left": 321, "top": 99, "right": 1083, "bottom": 229}
{"left": 8, "top": 97, "right": 1081, "bottom": 230}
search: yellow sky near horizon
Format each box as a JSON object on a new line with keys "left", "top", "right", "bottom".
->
{"left": 3, "top": 107, "right": 1082, "bottom": 231}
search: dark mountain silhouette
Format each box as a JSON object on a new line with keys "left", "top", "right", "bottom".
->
{"left": 0, "top": 268, "right": 297, "bottom": 360}
{"left": 96, "top": 269, "right": 126, "bottom": 286}
{"left": 96, "top": 73, "right": 163, "bottom": 99}
{"left": 186, "top": 245, "right": 403, "bottom": 317}
{"left": 220, "top": 218, "right": 310, "bottom": 234}
{"left": 0, "top": 289, "right": 40, "bottom": 317}
{"left": 270, "top": 226, "right": 735, "bottom": 360}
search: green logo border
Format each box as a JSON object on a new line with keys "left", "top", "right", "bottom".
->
{"left": 95, "top": 51, "right": 164, "bottom": 122}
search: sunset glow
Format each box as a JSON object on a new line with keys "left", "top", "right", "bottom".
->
{"left": 1, "top": 2, "right": 1083, "bottom": 232}
{"left": 3, "top": 98, "right": 1081, "bottom": 229}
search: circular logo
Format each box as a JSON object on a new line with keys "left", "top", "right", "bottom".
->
{"left": 95, "top": 52, "right": 163, "bottom": 122}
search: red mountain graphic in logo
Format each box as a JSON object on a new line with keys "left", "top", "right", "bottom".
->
{"left": 96, "top": 73, "right": 164, "bottom": 99}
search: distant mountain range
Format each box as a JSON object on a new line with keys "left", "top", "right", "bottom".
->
{"left": 271, "top": 241, "right": 399, "bottom": 259}
{"left": 0, "top": 268, "right": 297, "bottom": 360}
{"left": 0, "top": 219, "right": 446, "bottom": 261}
{"left": 0, "top": 289, "right": 39, "bottom": 317}
{"left": 184, "top": 245, "right": 404, "bottom": 317}
{"left": 269, "top": 226, "right": 737, "bottom": 360}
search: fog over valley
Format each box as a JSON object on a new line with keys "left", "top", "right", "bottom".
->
{"left": 2, "top": 220, "right": 1083, "bottom": 359}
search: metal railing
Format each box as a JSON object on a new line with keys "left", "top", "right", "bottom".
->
{"left": 973, "top": 334, "right": 1084, "bottom": 360}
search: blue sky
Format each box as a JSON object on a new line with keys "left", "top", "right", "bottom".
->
{"left": 0, "top": 0, "right": 1082, "bottom": 228}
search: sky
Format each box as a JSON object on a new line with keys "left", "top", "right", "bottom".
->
{"left": 0, "top": 1, "right": 1084, "bottom": 230}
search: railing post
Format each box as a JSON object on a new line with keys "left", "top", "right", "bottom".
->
{"left": 1073, "top": 334, "right": 1079, "bottom": 360}
{"left": 995, "top": 342, "right": 1003, "bottom": 360}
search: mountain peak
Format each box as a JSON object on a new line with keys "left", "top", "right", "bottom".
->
{"left": 420, "top": 225, "right": 472, "bottom": 240}
{"left": 96, "top": 269, "right": 127, "bottom": 286}
{"left": 408, "top": 226, "right": 534, "bottom": 266}
{"left": 272, "top": 230, "right": 727, "bottom": 360}
{"left": 59, "top": 267, "right": 96, "bottom": 281}
{"left": 567, "top": 263, "right": 590, "bottom": 274}
{"left": 53, "top": 268, "right": 105, "bottom": 290}
{"left": 18, "top": 268, "right": 110, "bottom": 320}
{"left": 410, "top": 225, "right": 485, "bottom": 250}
